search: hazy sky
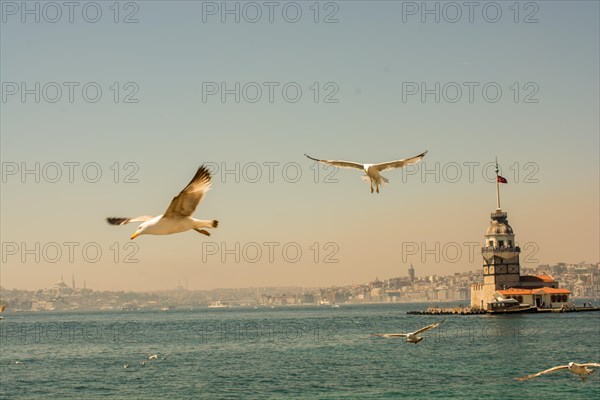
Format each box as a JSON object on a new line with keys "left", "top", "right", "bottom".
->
{"left": 1, "top": 1, "right": 598, "bottom": 291}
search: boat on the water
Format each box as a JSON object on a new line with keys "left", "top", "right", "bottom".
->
{"left": 487, "top": 298, "right": 537, "bottom": 314}
{"left": 208, "top": 301, "right": 227, "bottom": 308}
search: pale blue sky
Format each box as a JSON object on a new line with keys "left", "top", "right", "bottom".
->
{"left": 1, "top": 1, "right": 598, "bottom": 290}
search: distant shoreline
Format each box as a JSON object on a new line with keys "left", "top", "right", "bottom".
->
{"left": 1, "top": 297, "right": 597, "bottom": 314}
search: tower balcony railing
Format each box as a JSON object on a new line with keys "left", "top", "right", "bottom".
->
{"left": 481, "top": 246, "right": 521, "bottom": 253}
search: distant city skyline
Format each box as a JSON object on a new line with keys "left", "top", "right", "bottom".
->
{"left": 1, "top": 258, "right": 597, "bottom": 293}
{"left": 1, "top": 261, "right": 597, "bottom": 313}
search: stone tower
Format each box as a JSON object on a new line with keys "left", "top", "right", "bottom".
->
{"left": 470, "top": 160, "right": 521, "bottom": 308}
{"left": 471, "top": 209, "right": 522, "bottom": 308}
{"left": 482, "top": 209, "right": 521, "bottom": 290}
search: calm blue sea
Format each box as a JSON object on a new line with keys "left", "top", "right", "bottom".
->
{"left": 1, "top": 303, "right": 599, "bottom": 399}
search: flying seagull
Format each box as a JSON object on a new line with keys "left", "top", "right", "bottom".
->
{"left": 107, "top": 165, "right": 218, "bottom": 240}
{"left": 304, "top": 151, "right": 427, "bottom": 193}
{"left": 515, "top": 362, "right": 600, "bottom": 381}
{"left": 370, "top": 319, "right": 445, "bottom": 343}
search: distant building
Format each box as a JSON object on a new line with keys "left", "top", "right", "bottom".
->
{"left": 408, "top": 264, "right": 415, "bottom": 282}
{"left": 31, "top": 300, "right": 54, "bottom": 311}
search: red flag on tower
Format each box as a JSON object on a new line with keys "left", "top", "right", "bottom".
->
{"left": 497, "top": 176, "right": 508, "bottom": 184}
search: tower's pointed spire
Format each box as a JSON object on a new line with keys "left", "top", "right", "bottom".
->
{"left": 495, "top": 157, "right": 501, "bottom": 210}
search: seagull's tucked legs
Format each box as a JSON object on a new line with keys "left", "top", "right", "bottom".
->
{"left": 194, "top": 219, "right": 218, "bottom": 229}
{"left": 194, "top": 219, "right": 218, "bottom": 236}
{"left": 581, "top": 370, "right": 595, "bottom": 380}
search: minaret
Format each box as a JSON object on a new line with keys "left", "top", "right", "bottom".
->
{"left": 480, "top": 159, "right": 521, "bottom": 304}
{"left": 408, "top": 264, "right": 415, "bottom": 283}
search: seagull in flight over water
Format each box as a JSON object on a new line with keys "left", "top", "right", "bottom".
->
{"left": 515, "top": 362, "right": 600, "bottom": 381}
{"left": 304, "top": 151, "right": 427, "bottom": 193}
{"left": 370, "top": 319, "right": 445, "bottom": 344}
{"left": 107, "top": 165, "right": 218, "bottom": 239}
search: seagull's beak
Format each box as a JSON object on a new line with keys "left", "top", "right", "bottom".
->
{"left": 130, "top": 231, "right": 140, "bottom": 240}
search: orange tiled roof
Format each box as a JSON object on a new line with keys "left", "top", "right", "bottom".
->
{"left": 519, "top": 275, "right": 556, "bottom": 283}
{"left": 498, "top": 289, "right": 533, "bottom": 295}
{"left": 498, "top": 287, "right": 571, "bottom": 295}
{"left": 532, "top": 287, "right": 571, "bottom": 294}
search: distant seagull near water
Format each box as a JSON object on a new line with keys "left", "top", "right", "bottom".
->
{"left": 304, "top": 151, "right": 427, "bottom": 193}
{"left": 515, "top": 362, "right": 600, "bottom": 381}
{"left": 107, "top": 165, "right": 218, "bottom": 240}
{"left": 370, "top": 319, "right": 445, "bottom": 344}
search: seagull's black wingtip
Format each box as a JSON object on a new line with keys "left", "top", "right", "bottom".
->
{"left": 192, "top": 164, "right": 212, "bottom": 183}
{"left": 107, "top": 217, "right": 129, "bottom": 226}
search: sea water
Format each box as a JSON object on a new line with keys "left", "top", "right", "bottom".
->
{"left": 1, "top": 303, "right": 599, "bottom": 399}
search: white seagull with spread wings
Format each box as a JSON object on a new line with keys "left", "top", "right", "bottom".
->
{"left": 370, "top": 319, "right": 445, "bottom": 344}
{"left": 304, "top": 151, "right": 427, "bottom": 193}
{"left": 515, "top": 362, "right": 600, "bottom": 381}
{"left": 107, "top": 165, "right": 218, "bottom": 240}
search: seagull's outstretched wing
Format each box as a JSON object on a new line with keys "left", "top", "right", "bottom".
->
{"left": 580, "top": 363, "right": 600, "bottom": 367}
{"left": 372, "top": 151, "right": 428, "bottom": 172}
{"left": 515, "top": 365, "right": 569, "bottom": 381}
{"left": 107, "top": 216, "right": 154, "bottom": 226}
{"left": 163, "top": 165, "right": 212, "bottom": 218}
{"left": 413, "top": 319, "right": 445, "bottom": 335}
{"left": 304, "top": 154, "right": 364, "bottom": 170}
{"left": 370, "top": 333, "right": 408, "bottom": 338}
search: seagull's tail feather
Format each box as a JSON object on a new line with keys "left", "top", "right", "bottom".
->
{"left": 107, "top": 217, "right": 131, "bottom": 226}
{"left": 361, "top": 175, "right": 371, "bottom": 184}
{"left": 107, "top": 216, "right": 154, "bottom": 225}
{"left": 381, "top": 176, "right": 390, "bottom": 184}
